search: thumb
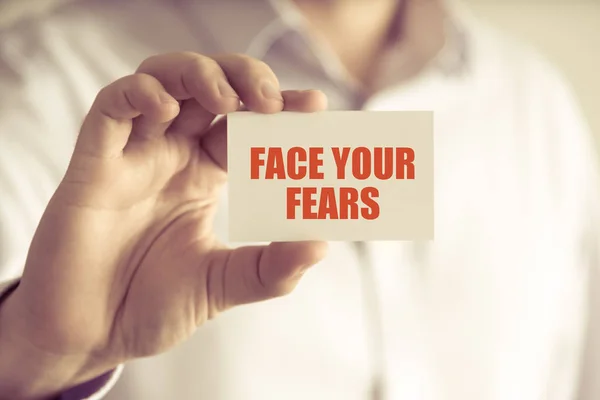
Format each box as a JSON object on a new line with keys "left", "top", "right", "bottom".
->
{"left": 207, "top": 241, "right": 328, "bottom": 313}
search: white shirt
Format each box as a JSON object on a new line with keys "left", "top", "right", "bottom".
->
{"left": 1, "top": 1, "right": 599, "bottom": 399}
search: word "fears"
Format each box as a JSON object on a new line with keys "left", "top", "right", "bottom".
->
{"left": 287, "top": 187, "right": 379, "bottom": 220}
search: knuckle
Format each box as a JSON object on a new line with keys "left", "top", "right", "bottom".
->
{"left": 185, "top": 55, "right": 220, "bottom": 79}
{"left": 254, "top": 59, "right": 271, "bottom": 72}
{"left": 127, "top": 72, "right": 157, "bottom": 89}
{"left": 105, "top": 74, "right": 154, "bottom": 96}
{"left": 95, "top": 84, "right": 112, "bottom": 102}
{"left": 237, "top": 56, "right": 267, "bottom": 74}
{"left": 180, "top": 50, "right": 201, "bottom": 58}
{"left": 213, "top": 53, "right": 276, "bottom": 80}
{"left": 95, "top": 75, "right": 149, "bottom": 112}
{"left": 136, "top": 54, "right": 161, "bottom": 72}
{"left": 95, "top": 83, "right": 125, "bottom": 111}
{"left": 219, "top": 53, "right": 264, "bottom": 73}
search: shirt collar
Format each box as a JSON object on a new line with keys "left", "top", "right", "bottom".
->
{"left": 187, "top": 0, "right": 471, "bottom": 75}
{"left": 185, "top": 0, "right": 289, "bottom": 58}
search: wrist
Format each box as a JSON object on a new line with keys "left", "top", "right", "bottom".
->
{"left": 0, "top": 287, "right": 112, "bottom": 400}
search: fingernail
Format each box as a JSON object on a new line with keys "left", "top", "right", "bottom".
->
{"left": 261, "top": 82, "right": 283, "bottom": 102}
{"left": 218, "top": 81, "right": 239, "bottom": 99}
{"left": 294, "top": 264, "right": 312, "bottom": 279}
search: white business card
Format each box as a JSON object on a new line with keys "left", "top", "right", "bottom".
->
{"left": 227, "top": 111, "right": 434, "bottom": 242}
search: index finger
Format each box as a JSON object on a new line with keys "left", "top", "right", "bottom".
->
{"left": 136, "top": 52, "right": 240, "bottom": 115}
{"left": 136, "top": 52, "right": 286, "bottom": 115}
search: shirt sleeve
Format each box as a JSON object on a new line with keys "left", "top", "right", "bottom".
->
{"left": 58, "top": 366, "right": 124, "bottom": 400}
{"left": 552, "top": 80, "right": 600, "bottom": 400}
{"left": 541, "top": 64, "right": 600, "bottom": 400}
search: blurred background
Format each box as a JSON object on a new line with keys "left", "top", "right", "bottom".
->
{"left": 465, "top": 0, "right": 600, "bottom": 148}
{"left": 0, "top": 0, "right": 598, "bottom": 143}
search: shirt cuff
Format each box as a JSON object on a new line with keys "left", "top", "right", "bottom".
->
{"left": 0, "top": 279, "right": 124, "bottom": 400}
{"left": 0, "top": 277, "right": 20, "bottom": 300}
{"left": 59, "top": 365, "right": 124, "bottom": 400}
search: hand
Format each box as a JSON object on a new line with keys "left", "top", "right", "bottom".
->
{"left": 0, "top": 52, "right": 328, "bottom": 399}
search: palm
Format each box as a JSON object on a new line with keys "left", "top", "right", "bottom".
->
{"left": 18, "top": 113, "right": 227, "bottom": 361}
{"left": 103, "top": 123, "right": 229, "bottom": 358}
